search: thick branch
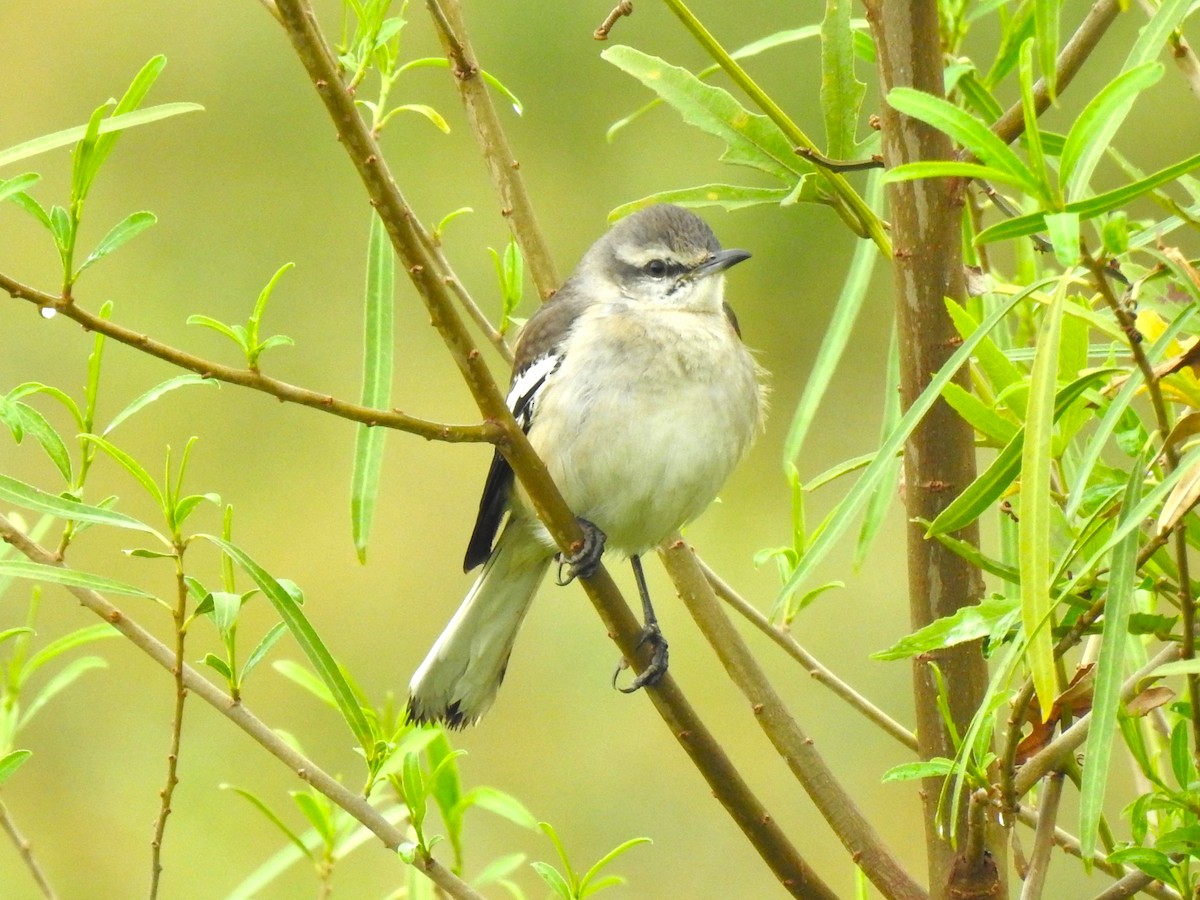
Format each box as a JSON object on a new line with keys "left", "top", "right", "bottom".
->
{"left": 426, "top": 0, "right": 561, "bottom": 299}
{"left": 0, "top": 273, "right": 495, "bottom": 445}
{"left": 663, "top": 540, "right": 926, "bottom": 900}
{"left": 0, "top": 514, "right": 482, "bottom": 900}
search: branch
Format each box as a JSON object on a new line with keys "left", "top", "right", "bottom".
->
{"left": 425, "top": 0, "right": 561, "bottom": 299}
{"left": 1018, "top": 773, "right": 1063, "bottom": 900}
{"left": 0, "top": 800, "right": 57, "bottom": 899}
{"left": 662, "top": 540, "right": 928, "bottom": 900}
{"left": 697, "top": 558, "right": 918, "bottom": 753}
{"left": 264, "top": 3, "right": 832, "bottom": 895}
{"left": 0, "top": 513, "right": 484, "bottom": 900}
{"left": 0, "top": 273, "right": 496, "bottom": 445}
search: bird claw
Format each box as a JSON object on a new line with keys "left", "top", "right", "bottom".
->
{"left": 612, "top": 622, "right": 669, "bottom": 693}
{"left": 555, "top": 518, "right": 606, "bottom": 585}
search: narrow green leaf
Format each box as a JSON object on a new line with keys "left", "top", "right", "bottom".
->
{"left": 941, "top": 383, "right": 1018, "bottom": 445}
{"left": 1018, "top": 39, "right": 1053, "bottom": 203}
{"left": 855, "top": 323, "right": 901, "bottom": 570}
{"left": 351, "top": 214, "right": 395, "bottom": 564}
{"left": 457, "top": 786, "right": 539, "bottom": 830}
{"left": 1044, "top": 211, "right": 1081, "bottom": 268}
{"left": 976, "top": 149, "right": 1200, "bottom": 243}
{"left": 820, "top": 0, "right": 866, "bottom": 160}
{"left": 186, "top": 314, "right": 249, "bottom": 350}
{"left": 0, "top": 173, "right": 39, "bottom": 204}
{"left": 881, "top": 160, "right": 1034, "bottom": 192}
{"left": 21, "top": 623, "right": 118, "bottom": 679}
{"left": 272, "top": 660, "right": 336, "bottom": 709}
{"left": 927, "top": 368, "right": 1119, "bottom": 535}
{"left": 401, "top": 751, "right": 427, "bottom": 829}
{"left": 12, "top": 402, "right": 73, "bottom": 483}
{"left": 1060, "top": 63, "right": 1163, "bottom": 199}
{"left": 601, "top": 46, "right": 804, "bottom": 183}
{"left": 203, "top": 653, "right": 233, "bottom": 680}
{"left": 224, "top": 785, "right": 315, "bottom": 862}
{"left": 76, "top": 211, "right": 157, "bottom": 276}
{"left": 0, "top": 750, "right": 32, "bottom": 787}
{"left": 1078, "top": 452, "right": 1145, "bottom": 862}
{"left": 1033, "top": 0, "right": 1059, "bottom": 101}
{"left": 1020, "top": 280, "right": 1068, "bottom": 719}
{"left": 873, "top": 596, "right": 1017, "bottom": 660}
{"left": 291, "top": 791, "right": 335, "bottom": 846}
{"left": 79, "top": 434, "right": 164, "bottom": 510}
{"left": 0, "top": 560, "right": 156, "bottom": 600}
{"left": 785, "top": 171, "right": 881, "bottom": 463}
{"left": 201, "top": 536, "right": 375, "bottom": 757}
{"left": 609, "top": 184, "right": 792, "bottom": 220}
{"left": 885, "top": 87, "right": 1036, "bottom": 192}
{"left": 881, "top": 758, "right": 956, "bottom": 782}
{"left": 0, "top": 472, "right": 162, "bottom": 539}
{"left": 386, "top": 103, "right": 450, "bottom": 133}
{"left": 8, "top": 382, "right": 85, "bottom": 431}
{"left": 578, "top": 837, "right": 651, "bottom": 896}
{"left": 91, "top": 56, "right": 168, "bottom": 177}
{"left": 773, "top": 281, "right": 1045, "bottom": 613}
{"left": 531, "top": 862, "right": 573, "bottom": 900}
{"left": 1125, "top": 0, "right": 1191, "bottom": 69}
{"left": 944, "top": 302, "right": 1023, "bottom": 405}
{"left": 241, "top": 622, "right": 287, "bottom": 683}
{"left": 20, "top": 657, "right": 107, "bottom": 727}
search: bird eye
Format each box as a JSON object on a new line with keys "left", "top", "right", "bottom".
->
{"left": 645, "top": 259, "right": 668, "bottom": 278}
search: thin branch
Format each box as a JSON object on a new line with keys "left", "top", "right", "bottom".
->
{"left": 662, "top": 540, "right": 928, "bottom": 900}
{"left": 269, "top": 3, "right": 832, "bottom": 894}
{"left": 697, "top": 558, "right": 918, "bottom": 753}
{"left": 0, "top": 273, "right": 496, "bottom": 445}
{"left": 0, "top": 799, "right": 57, "bottom": 899}
{"left": 425, "top": 0, "right": 561, "bottom": 299}
{"left": 0, "top": 513, "right": 484, "bottom": 900}
{"left": 1019, "top": 774, "right": 1063, "bottom": 900}
{"left": 795, "top": 147, "right": 885, "bottom": 173}
{"left": 593, "top": 1, "right": 634, "bottom": 41}
{"left": 989, "top": 0, "right": 1123, "bottom": 148}
{"left": 1092, "top": 870, "right": 1168, "bottom": 900}
{"left": 148, "top": 552, "right": 189, "bottom": 898}
{"left": 1014, "top": 805, "right": 1180, "bottom": 900}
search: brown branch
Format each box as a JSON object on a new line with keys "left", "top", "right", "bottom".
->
{"left": 0, "top": 273, "right": 496, "bottom": 445}
{"left": 0, "top": 800, "right": 57, "bottom": 899}
{"left": 148, "top": 552, "right": 189, "bottom": 898}
{"left": 697, "top": 558, "right": 918, "bottom": 753}
{"left": 0, "top": 513, "right": 484, "bottom": 900}
{"left": 425, "top": 0, "right": 561, "bottom": 300}
{"left": 795, "top": 147, "right": 885, "bottom": 173}
{"left": 594, "top": 1, "right": 634, "bottom": 41}
{"left": 268, "top": 2, "right": 829, "bottom": 894}
{"left": 662, "top": 540, "right": 927, "bottom": 900}
{"left": 1018, "top": 774, "right": 1063, "bottom": 900}
{"left": 990, "top": 0, "right": 1123, "bottom": 148}
{"left": 1092, "top": 870, "right": 1171, "bottom": 900}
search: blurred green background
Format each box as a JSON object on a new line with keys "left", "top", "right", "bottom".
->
{"left": 1, "top": 2, "right": 1194, "bottom": 898}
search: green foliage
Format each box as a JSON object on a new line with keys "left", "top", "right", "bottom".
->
{"left": 532, "top": 821, "right": 650, "bottom": 900}
{"left": 187, "top": 263, "right": 296, "bottom": 371}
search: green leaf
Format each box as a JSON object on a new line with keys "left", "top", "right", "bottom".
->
{"left": 873, "top": 596, "right": 1017, "bottom": 660}
{"left": 273, "top": 659, "right": 336, "bottom": 708}
{"left": 610, "top": 184, "right": 792, "bottom": 220}
{"left": 241, "top": 622, "right": 287, "bottom": 683}
{"left": 1020, "top": 280, "right": 1068, "bottom": 720}
{"left": 881, "top": 758, "right": 956, "bottom": 782}
{"left": 79, "top": 434, "right": 164, "bottom": 511}
{"left": 401, "top": 751, "right": 428, "bottom": 830}
{"left": 885, "top": 87, "right": 1036, "bottom": 193}
{"left": 977, "top": 149, "right": 1200, "bottom": 243}
{"left": 351, "top": 214, "right": 395, "bottom": 564}
{"left": 1033, "top": 0, "right": 1059, "bottom": 101}
{"left": 1044, "top": 211, "right": 1080, "bottom": 268}
{"left": 398, "top": 58, "right": 524, "bottom": 115}
{"left": 21, "top": 656, "right": 108, "bottom": 727}
{"left": 20, "top": 623, "right": 119, "bottom": 679}
{"left": 1107, "top": 847, "right": 1176, "bottom": 885}
{"left": 203, "top": 653, "right": 233, "bottom": 680}
{"left": 855, "top": 324, "right": 901, "bottom": 570}
{"left": 0, "top": 750, "right": 32, "bottom": 787}
{"left": 881, "top": 160, "right": 1035, "bottom": 193}
{"left": 579, "top": 837, "right": 651, "bottom": 897}
{"left": 201, "top": 536, "right": 375, "bottom": 757}
{"left": 291, "top": 791, "right": 335, "bottom": 847}
{"left": 773, "top": 281, "right": 1043, "bottom": 614}
{"left": 186, "top": 314, "right": 249, "bottom": 350}
{"left": 224, "top": 785, "right": 314, "bottom": 862}
{"left": 1078, "top": 451, "right": 1145, "bottom": 861}
{"left": 531, "top": 861, "right": 573, "bottom": 900}
{"left": 927, "top": 367, "right": 1118, "bottom": 535}
{"left": 601, "top": 46, "right": 803, "bottom": 183}
{"left": 0, "top": 173, "right": 39, "bottom": 204}
{"left": 820, "top": 0, "right": 866, "bottom": 160}
{"left": 385, "top": 103, "right": 450, "bottom": 133}
{"left": 0, "top": 560, "right": 156, "bottom": 600}
{"left": 11, "top": 402, "right": 73, "bottom": 483}
{"left": 1018, "top": 39, "right": 1053, "bottom": 203}
{"left": 76, "top": 211, "right": 157, "bottom": 276}
{"left": 1060, "top": 63, "right": 1163, "bottom": 199}
{"left": 940, "top": 383, "right": 1018, "bottom": 445}
{"left": 784, "top": 171, "right": 881, "bottom": 464}
{"left": 457, "top": 786, "right": 539, "bottom": 831}
{"left": 0, "top": 472, "right": 162, "bottom": 539}
{"left": 1125, "top": 0, "right": 1191, "bottom": 70}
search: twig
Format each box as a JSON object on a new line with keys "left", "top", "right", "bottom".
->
{"left": 697, "top": 558, "right": 918, "bottom": 753}
{"left": 270, "top": 3, "right": 832, "bottom": 894}
{"left": 795, "top": 147, "right": 884, "bottom": 173}
{"left": 425, "top": 0, "right": 561, "bottom": 299}
{"left": 662, "top": 540, "right": 928, "bottom": 900}
{"left": 0, "top": 273, "right": 497, "bottom": 445}
{"left": 1092, "top": 870, "right": 1168, "bottom": 900}
{"left": 148, "top": 552, "right": 190, "bottom": 898}
{"left": 1168, "top": 32, "right": 1200, "bottom": 102}
{"left": 0, "top": 513, "right": 485, "bottom": 900}
{"left": 1014, "top": 804, "right": 1180, "bottom": 900}
{"left": 0, "top": 799, "right": 57, "bottom": 899}
{"left": 1019, "top": 773, "right": 1063, "bottom": 900}
{"left": 594, "top": 2, "right": 634, "bottom": 41}
{"left": 989, "top": 0, "right": 1123, "bottom": 148}
{"left": 1014, "top": 643, "right": 1182, "bottom": 795}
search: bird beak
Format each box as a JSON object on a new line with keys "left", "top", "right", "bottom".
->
{"left": 694, "top": 248, "right": 752, "bottom": 278}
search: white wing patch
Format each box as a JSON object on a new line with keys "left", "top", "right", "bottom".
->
{"left": 506, "top": 353, "right": 560, "bottom": 432}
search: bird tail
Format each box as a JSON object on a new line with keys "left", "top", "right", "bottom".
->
{"left": 407, "top": 521, "right": 550, "bottom": 729}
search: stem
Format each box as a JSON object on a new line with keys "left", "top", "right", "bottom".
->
{"left": 866, "top": 2, "right": 999, "bottom": 894}
{"left": 0, "top": 514, "right": 485, "bottom": 900}
{"left": 147, "top": 551, "right": 189, "bottom": 898}
{"left": 425, "top": 0, "right": 561, "bottom": 300}
{"left": 0, "top": 273, "right": 497, "bottom": 445}
{"left": 662, "top": 540, "right": 926, "bottom": 900}
{"left": 0, "top": 799, "right": 57, "bottom": 899}
{"left": 1018, "top": 774, "right": 1063, "bottom": 900}
{"left": 697, "top": 558, "right": 918, "bottom": 752}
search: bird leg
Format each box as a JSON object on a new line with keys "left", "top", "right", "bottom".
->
{"left": 555, "top": 517, "right": 606, "bottom": 585}
{"left": 613, "top": 554, "right": 670, "bottom": 693}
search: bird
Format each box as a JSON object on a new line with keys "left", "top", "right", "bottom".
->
{"left": 406, "top": 204, "right": 766, "bottom": 728}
